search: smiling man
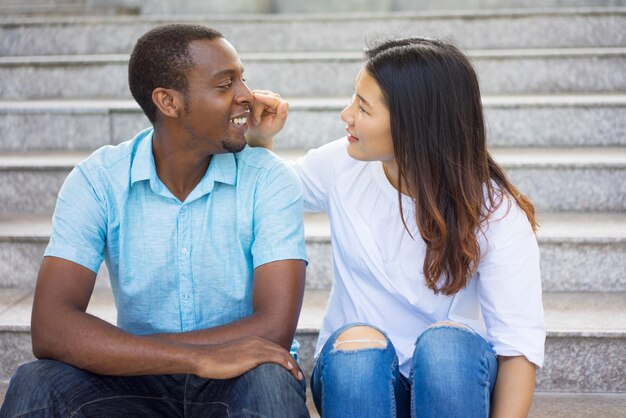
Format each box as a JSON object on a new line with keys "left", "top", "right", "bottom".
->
{"left": 0, "top": 24, "right": 309, "bottom": 417}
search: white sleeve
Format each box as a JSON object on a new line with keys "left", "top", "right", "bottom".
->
{"left": 477, "top": 200, "right": 545, "bottom": 367}
{"left": 292, "top": 138, "right": 347, "bottom": 213}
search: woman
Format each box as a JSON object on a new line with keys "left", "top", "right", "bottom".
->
{"left": 251, "top": 38, "right": 544, "bottom": 417}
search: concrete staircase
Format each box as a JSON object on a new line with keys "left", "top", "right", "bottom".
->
{"left": 1, "top": 3, "right": 625, "bottom": 416}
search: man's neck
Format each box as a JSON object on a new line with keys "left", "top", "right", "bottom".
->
{"left": 152, "top": 129, "right": 212, "bottom": 203}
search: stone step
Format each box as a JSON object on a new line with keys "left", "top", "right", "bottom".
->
{"left": 1, "top": 95, "right": 625, "bottom": 152}
{"left": 0, "top": 4, "right": 138, "bottom": 17}
{"left": 1, "top": 212, "right": 624, "bottom": 291}
{"left": 0, "top": 289, "right": 624, "bottom": 393}
{"left": 1, "top": 48, "right": 625, "bottom": 99}
{"left": 1, "top": 9, "right": 625, "bottom": 56}
{"left": 0, "top": 380, "right": 624, "bottom": 418}
{"left": 280, "top": 0, "right": 626, "bottom": 13}
{"left": 0, "top": 147, "right": 624, "bottom": 216}
{"left": 4, "top": 0, "right": 626, "bottom": 16}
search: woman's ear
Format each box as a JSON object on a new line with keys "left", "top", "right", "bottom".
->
{"left": 151, "top": 88, "right": 183, "bottom": 119}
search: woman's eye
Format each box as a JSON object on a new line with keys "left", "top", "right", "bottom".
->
{"left": 359, "top": 105, "right": 368, "bottom": 114}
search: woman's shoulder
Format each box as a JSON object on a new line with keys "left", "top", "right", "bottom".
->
{"left": 297, "top": 137, "right": 362, "bottom": 176}
{"left": 481, "top": 187, "right": 535, "bottom": 240}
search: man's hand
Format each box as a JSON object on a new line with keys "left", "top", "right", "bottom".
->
{"left": 245, "top": 90, "right": 288, "bottom": 148}
{"left": 193, "top": 337, "right": 304, "bottom": 381}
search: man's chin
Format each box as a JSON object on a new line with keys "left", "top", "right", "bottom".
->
{"left": 222, "top": 137, "right": 247, "bottom": 153}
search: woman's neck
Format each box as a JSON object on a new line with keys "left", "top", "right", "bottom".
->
{"left": 382, "top": 160, "right": 401, "bottom": 192}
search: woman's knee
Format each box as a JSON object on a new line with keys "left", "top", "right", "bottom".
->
{"left": 318, "top": 324, "right": 396, "bottom": 389}
{"left": 332, "top": 324, "right": 388, "bottom": 351}
{"left": 413, "top": 322, "right": 495, "bottom": 383}
{"left": 414, "top": 322, "right": 478, "bottom": 364}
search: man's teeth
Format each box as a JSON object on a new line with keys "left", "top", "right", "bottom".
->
{"left": 230, "top": 117, "right": 247, "bottom": 125}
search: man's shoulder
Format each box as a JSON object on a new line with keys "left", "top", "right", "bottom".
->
{"left": 235, "top": 145, "right": 282, "bottom": 171}
{"left": 79, "top": 128, "right": 149, "bottom": 172}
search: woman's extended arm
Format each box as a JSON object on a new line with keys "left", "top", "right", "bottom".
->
{"left": 491, "top": 355, "right": 536, "bottom": 417}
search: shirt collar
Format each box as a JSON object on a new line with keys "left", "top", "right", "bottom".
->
{"left": 130, "top": 128, "right": 154, "bottom": 186}
{"left": 130, "top": 128, "right": 238, "bottom": 201}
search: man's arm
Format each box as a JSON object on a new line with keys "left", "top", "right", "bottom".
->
{"left": 31, "top": 256, "right": 303, "bottom": 379}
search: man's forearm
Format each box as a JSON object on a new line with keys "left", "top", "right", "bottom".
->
{"left": 153, "top": 310, "right": 295, "bottom": 351}
{"left": 156, "top": 260, "right": 306, "bottom": 351}
{"left": 33, "top": 308, "right": 200, "bottom": 376}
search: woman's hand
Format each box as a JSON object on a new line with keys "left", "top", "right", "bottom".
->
{"left": 245, "top": 90, "right": 288, "bottom": 149}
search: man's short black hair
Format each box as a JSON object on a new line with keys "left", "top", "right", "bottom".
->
{"left": 128, "top": 24, "right": 223, "bottom": 124}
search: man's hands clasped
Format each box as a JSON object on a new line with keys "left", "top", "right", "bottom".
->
{"left": 191, "top": 336, "right": 304, "bottom": 381}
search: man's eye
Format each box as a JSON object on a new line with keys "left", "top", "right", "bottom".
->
{"left": 219, "top": 82, "right": 233, "bottom": 89}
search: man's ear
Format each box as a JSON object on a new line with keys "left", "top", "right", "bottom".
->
{"left": 152, "top": 88, "right": 184, "bottom": 119}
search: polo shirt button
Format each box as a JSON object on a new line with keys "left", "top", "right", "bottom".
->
{"left": 181, "top": 248, "right": 188, "bottom": 255}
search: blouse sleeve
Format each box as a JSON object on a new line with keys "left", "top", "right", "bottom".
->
{"left": 292, "top": 138, "right": 347, "bottom": 213}
{"left": 477, "top": 199, "right": 545, "bottom": 367}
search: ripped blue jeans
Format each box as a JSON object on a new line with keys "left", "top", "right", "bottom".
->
{"left": 310, "top": 322, "right": 498, "bottom": 418}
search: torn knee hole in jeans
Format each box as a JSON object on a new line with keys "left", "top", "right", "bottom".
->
{"left": 332, "top": 339, "right": 388, "bottom": 351}
{"left": 428, "top": 321, "right": 474, "bottom": 331}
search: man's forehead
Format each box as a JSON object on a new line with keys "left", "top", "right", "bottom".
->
{"left": 188, "top": 38, "right": 244, "bottom": 76}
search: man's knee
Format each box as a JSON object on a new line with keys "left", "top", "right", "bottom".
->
{"left": 332, "top": 325, "right": 388, "bottom": 351}
{"left": 244, "top": 362, "right": 295, "bottom": 385}
{"left": 231, "top": 363, "right": 307, "bottom": 417}
{"left": 1, "top": 360, "right": 75, "bottom": 416}
{"left": 9, "top": 360, "right": 66, "bottom": 392}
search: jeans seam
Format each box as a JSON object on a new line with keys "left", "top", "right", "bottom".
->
{"left": 12, "top": 406, "right": 59, "bottom": 418}
{"left": 390, "top": 357, "right": 398, "bottom": 418}
{"left": 482, "top": 349, "right": 497, "bottom": 417}
{"left": 183, "top": 374, "right": 189, "bottom": 418}
{"left": 69, "top": 395, "right": 181, "bottom": 416}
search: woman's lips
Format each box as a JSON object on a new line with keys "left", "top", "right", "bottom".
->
{"left": 347, "top": 134, "right": 359, "bottom": 143}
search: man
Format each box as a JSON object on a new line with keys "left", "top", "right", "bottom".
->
{"left": 1, "top": 24, "right": 309, "bottom": 417}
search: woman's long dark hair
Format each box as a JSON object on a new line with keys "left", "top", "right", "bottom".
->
{"left": 365, "top": 38, "right": 538, "bottom": 296}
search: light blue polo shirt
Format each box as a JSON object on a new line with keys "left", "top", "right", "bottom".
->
{"left": 45, "top": 127, "right": 307, "bottom": 352}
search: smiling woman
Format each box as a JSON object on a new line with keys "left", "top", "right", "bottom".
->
{"left": 342, "top": 70, "right": 396, "bottom": 179}
{"left": 248, "top": 37, "right": 545, "bottom": 418}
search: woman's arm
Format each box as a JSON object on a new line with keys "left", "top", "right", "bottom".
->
{"left": 244, "top": 90, "right": 286, "bottom": 150}
{"left": 491, "top": 355, "right": 536, "bottom": 417}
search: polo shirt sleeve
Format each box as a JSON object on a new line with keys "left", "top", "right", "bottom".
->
{"left": 477, "top": 200, "right": 545, "bottom": 367}
{"left": 44, "top": 164, "right": 107, "bottom": 274}
{"left": 251, "top": 160, "right": 308, "bottom": 268}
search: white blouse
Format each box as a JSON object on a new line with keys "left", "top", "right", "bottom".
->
{"left": 294, "top": 138, "right": 545, "bottom": 377}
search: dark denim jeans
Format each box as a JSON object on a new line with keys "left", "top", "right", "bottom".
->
{"left": 311, "top": 323, "right": 498, "bottom": 418}
{"left": 0, "top": 360, "right": 309, "bottom": 418}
